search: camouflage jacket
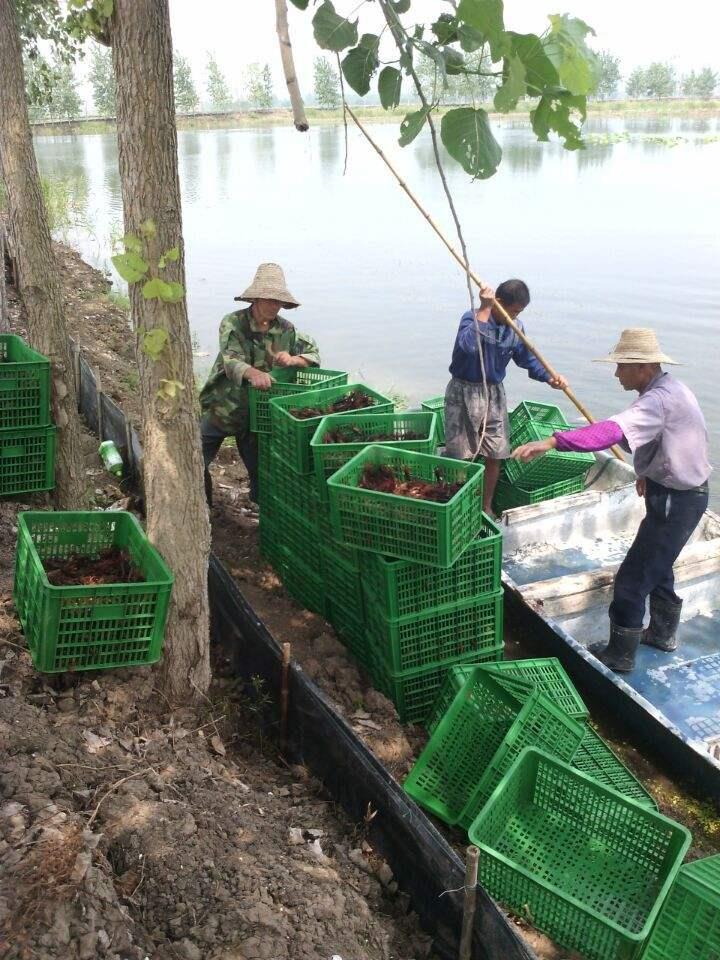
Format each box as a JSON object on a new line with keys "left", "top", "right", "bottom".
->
{"left": 199, "top": 307, "right": 320, "bottom": 432}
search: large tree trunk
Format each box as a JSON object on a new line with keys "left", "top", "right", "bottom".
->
{"left": 111, "top": 0, "right": 211, "bottom": 699}
{"left": 0, "top": 0, "right": 86, "bottom": 507}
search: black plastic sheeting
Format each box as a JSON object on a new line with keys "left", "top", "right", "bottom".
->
{"left": 503, "top": 582, "right": 720, "bottom": 809}
{"left": 209, "top": 556, "right": 535, "bottom": 960}
{"left": 74, "top": 352, "right": 537, "bottom": 960}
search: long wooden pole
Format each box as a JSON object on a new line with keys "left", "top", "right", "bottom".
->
{"left": 459, "top": 845, "right": 479, "bottom": 960}
{"left": 344, "top": 104, "right": 624, "bottom": 461}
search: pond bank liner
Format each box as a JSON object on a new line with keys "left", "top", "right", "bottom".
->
{"left": 208, "top": 555, "right": 536, "bottom": 960}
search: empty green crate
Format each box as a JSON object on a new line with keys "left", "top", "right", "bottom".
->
{"left": 268, "top": 500, "right": 320, "bottom": 572}
{"left": 0, "top": 334, "right": 51, "bottom": 429}
{"left": 573, "top": 726, "right": 657, "bottom": 811}
{"left": 469, "top": 749, "right": 690, "bottom": 960}
{"left": 641, "top": 854, "right": 720, "bottom": 960}
{"left": 504, "top": 420, "right": 594, "bottom": 488}
{"left": 494, "top": 474, "right": 585, "bottom": 512}
{"left": 280, "top": 552, "right": 326, "bottom": 617}
{"left": 420, "top": 396, "right": 445, "bottom": 445}
{"left": 425, "top": 657, "right": 588, "bottom": 735}
{"left": 311, "top": 411, "right": 437, "bottom": 501}
{"left": 360, "top": 513, "right": 501, "bottom": 619}
{"left": 270, "top": 384, "right": 394, "bottom": 475}
{"left": 263, "top": 449, "right": 321, "bottom": 524}
{"left": 249, "top": 367, "right": 347, "bottom": 434}
{"left": 509, "top": 400, "right": 570, "bottom": 436}
{"left": 364, "top": 588, "right": 503, "bottom": 673}
{"left": 13, "top": 511, "right": 173, "bottom": 673}
{"left": 0, "top": 425, "right": 56, "bottom": 497}
{"left": 328, "top": 445, "right": 484, "bottom": 569}
{"left": 371, "top": 647, "right": 504, "bottom": 726}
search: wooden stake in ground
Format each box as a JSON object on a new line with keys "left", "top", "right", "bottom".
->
{"left": 275, "top": 0, "right": 309, "bottom": 132}
{"left": 344, "top": 104, "right": 624, "bottom": 462}
{"left": 280, "top": 642, "right": 291, "bottom": 756}
{"left": 459, "top": 845, "right": 479, "bottom": 960}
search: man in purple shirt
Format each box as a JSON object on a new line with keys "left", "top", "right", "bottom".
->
{"left": 444, "top": 279, "right": 567, "bottom": 514}
{"left": 513, "top": 328, "right": 711, "bottom": 673}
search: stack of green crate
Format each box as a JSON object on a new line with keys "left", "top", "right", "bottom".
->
{"left": 0, "top": 334, "right": 55, "bottom": 497}
{"left": 325, "top": 444, "right": 503, "bottom": 723}
{"left": 420, "top": 395, "right": 445, "bottom": 445}
{"left": 494, "top": 400, "right": 594, "bottom": 513}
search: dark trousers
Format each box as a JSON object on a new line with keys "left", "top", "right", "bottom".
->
{"left": 610, "top": 478, "right": 709, "bottom": 628}
{"left": 200, "top": 417, "right": 258, "bottom": 505}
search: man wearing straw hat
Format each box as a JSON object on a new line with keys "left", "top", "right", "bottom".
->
{"left": 512, "top": 328, "right": 711, "bottom": 673}
{"left": 199, "top": 263, "right": 320, "bottom": 505}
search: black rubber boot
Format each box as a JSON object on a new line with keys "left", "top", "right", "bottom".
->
{"left": 642, "top": 594, "right": 682, "bottom": 652}
{"left": 589, "top": 622, "right": 643, "bottom": 673}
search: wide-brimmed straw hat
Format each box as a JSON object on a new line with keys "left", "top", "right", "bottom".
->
{"left": 594, "top": 328, "right": 678, "bottom": 365}
{"left": 234, "top": 262, "right": 300, "bottom": 309}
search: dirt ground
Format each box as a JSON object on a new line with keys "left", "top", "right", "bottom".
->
{"left": 2, "top": 241, "right": 717, "bottom": 960}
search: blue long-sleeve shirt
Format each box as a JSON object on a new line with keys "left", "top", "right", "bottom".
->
{"left": 448, "top": 310, "right": 551, "bottom": 385}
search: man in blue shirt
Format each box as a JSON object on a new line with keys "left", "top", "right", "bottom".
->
{"left": 444, "top": 279, "right": 567, "bottom": 514}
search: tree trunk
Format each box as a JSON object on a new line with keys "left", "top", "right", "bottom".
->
{"left": 0, "top": 0, "right": 86, "bottom": 507}
{"left": 275, "top": 0, "right": 309, "bottom": 131}
{"left": 111, "top": 0, "right": 211, "bottom": 699}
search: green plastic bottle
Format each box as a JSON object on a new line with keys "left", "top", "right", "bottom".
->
{"left": 99, "top": 440, "right": 123, "bottom": 478}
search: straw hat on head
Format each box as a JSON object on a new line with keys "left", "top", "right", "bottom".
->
{"left": 234, "top": 262, "right": 300, "bottom": 309}
{"left": 595, "top": 328, "right": 678, "bottom": 365}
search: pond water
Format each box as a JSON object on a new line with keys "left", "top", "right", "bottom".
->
{"left": 33, "top": 115, "right": 720, "bottom": 502}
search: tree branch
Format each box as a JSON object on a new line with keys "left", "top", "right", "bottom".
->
{"left": 275, "top": 0, "right": 309, "bottom": 132}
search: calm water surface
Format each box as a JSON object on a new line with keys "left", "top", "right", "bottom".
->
{"left": 34, "top": 117, "right": 720, "bottom": 502}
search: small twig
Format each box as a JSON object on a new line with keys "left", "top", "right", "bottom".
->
{"left": 86, "top": 770, "right": 146, "bottom": 828}
{"left": 337, "top": 54, "right": 349, "bottom": 176}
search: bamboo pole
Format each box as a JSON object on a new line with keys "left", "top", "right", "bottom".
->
{"left": 344, "top": 104, "right": 625, "bottom": 461}
{"left": 459, "top": 845, "right": 479, "bottom": 960}
{"left": 275, "top": 0, "right": 309, "bottom": 132}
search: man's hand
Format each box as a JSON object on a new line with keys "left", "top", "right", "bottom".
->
{"left": 511, "top": 438, "right": 556, "bottom": 462}
{"left": 478, "top": 284, "right": 495, "bottom": 309}
{"left": 636, "top": 477, "right": 647, "bottom": 498}
{"left": 245, "top": 368, "right": 273, "bottom": 390}
{"left": 273, "top": 352, "right": 307, "bottom": 368}
{"left": 548, "top": 374, "right": 568, "bottom": 390}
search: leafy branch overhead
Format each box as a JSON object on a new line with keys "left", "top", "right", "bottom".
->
{"left": 302, "top": 0, "right": 599, "bottom": 177}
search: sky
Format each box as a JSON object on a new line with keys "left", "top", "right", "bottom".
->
{"left": 162, "top": 0, "right": 720, "bottom": 104}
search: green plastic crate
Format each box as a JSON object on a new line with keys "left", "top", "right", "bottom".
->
{"left": 573, "top": 726, "right": 657, "bottom": 811}
{"left": 509, "top": 400, "right": 570, "bottom": 436}
{"left": 641, "top": 854, "right": 720, "bottom": 960}
{"left": 371, "top": 647, "right": 504, "bottom": 726}
{"left": 263, "top": 448, "right": 321, "bottom": 524}
{"left": 267, "top": 500, "right": 320, "bottom": 572}
{"left": 504, "top": 419, "right": 594, "bottom": 489}
{"left": 469, "top": 749, "right": 691, "bottom": 960}
{"left": 321, "top": 545, "right": 363, "bottom": 616}
{"left": 249, "top": 367, "right": 347, "bottom": 434}
{"left": 0, "top": 425, "right": 56, "bottom": 497}
{"left": 311, "top": 411, "right": 437, "bottom": 501}
{"left": 360, "top": 513, "right": 501, "bottom": 619}
{"left": 457, "top": 690, "right": 586, "bottom": 829}
{"left": 13, "top": 511, "right": 173, "bottom": 673}
{"left": 420, "top": 395, "right": 445, "bottom": 445}
{"left": 365, "top": 588, "right": 503, "bottom": 673}
{"left": 403, "top": 668, "right": 521, "bottom": 822}
{"left": 0, "top": 334, "right": 51, "bottom": 429}
{"left": 425, "top": 657, "right": 588, "bottom": 735}
{"left": 279, "top": 552, "right": 326, "bottom": 617}
{"left": 326, "top": 600, "right": 369, "bottom": 662}
{"left": 258, "top": 512, "right": 285, "bottom": 570}
{"left": 328, "top": 445, "right": 485, "bottom": 569}
{"left": 494, "top": 473, "right": 585, "bottom": 512}
{"left": 270, "top": 384, "right": 394, "bottom": 475}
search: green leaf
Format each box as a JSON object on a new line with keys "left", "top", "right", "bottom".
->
{"left": 141, "top": 328, "right": 169, "bottom": 360}
{"left": 432, "top": 14, "right": 459, "bottom": 45}
{"left": 112, "top": 251, "right": 149, "bottom": 284}
{"left": 378, "top": 67, "right": 403, "bottom": 109}
{"left": 398, "top": 106, "right": 430, "bottom": 147}
{"left": 162, "top": 246, "right": 180, "bottom": 262}
{"left": 98, "top": 0, "right": 114, "bottom": 16}
{"left": 530, "top": 93, "right": 586, "bottom": 149}
{"left": 440, "top": 107, "right": 502, "bottom": 179}
{"left": 139, "top": 218, "right": 157, "bottom": 239}
{"left": 142, "top": 277, "right": 172, "bottom": 300}
{"left": 158, "top": 281, "right": 185, "bottom": 304}
{"left": 457, "top": 0, "right": 508, "bottom": 61}
{"left": 390, "top": 0, "right": 411, "bottom": 12}
{"left": 312, "top": 1, "right": 358, "bottom": 53}
{"left": 543, "top": 14, "right": 599, "bottom": 96}
{"left": 122, "top": 233, "right": 142, "bottom": 255}
{"left": 494, "top": 53, "right": 526, "bottom": 111}
{"left": 157, "top": 379, "right": 185, "bottom": 402}
{"left": 288, "top": 0, "right": 309, "bottom": 8}
{"left": 508, "top": 32, "right": 560, "bottom": 97}
{"left": 341, "top": 34, "right": 380, "bottom": 96}
{"left": 443, "top": 48, "right": 466, "bottom": 76}
{"left": 458, "top": 22, "right": 484, "bottom": 52}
